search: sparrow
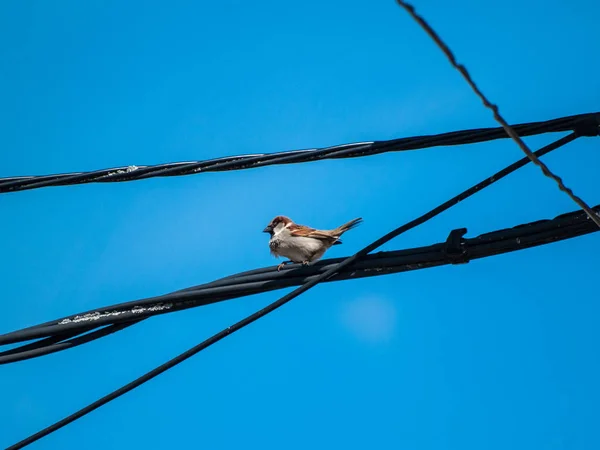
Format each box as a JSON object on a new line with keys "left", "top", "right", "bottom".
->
{"left": 263, "top": 215, "right": 363, "bottom": 271}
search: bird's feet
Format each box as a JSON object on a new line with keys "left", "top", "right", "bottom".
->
{"left": 277, "top": 260, "right": 309, "bottom": 271}
{"left": 277, "top": 261, "right": 292, "bottom": 271}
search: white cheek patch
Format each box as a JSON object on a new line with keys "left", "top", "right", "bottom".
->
{"left": 273, "top": 222, "right": 286, "bottom": 235}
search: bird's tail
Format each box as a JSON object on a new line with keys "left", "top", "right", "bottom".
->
{"left": 333, "top": 217, "right": 363, "bottom": 236}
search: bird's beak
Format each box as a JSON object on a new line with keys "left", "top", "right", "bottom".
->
{"left": 263, "top": 225, "right": 273, "bottom": 234}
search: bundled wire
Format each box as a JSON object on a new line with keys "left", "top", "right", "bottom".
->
{"left": 0, "top": 112, "right": 598, "bottom": 194}
{"left": 1, "top": 201, "right": 598, "bottom": 366}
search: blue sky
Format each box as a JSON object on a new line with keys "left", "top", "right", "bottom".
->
{"left": 1, "top": 0, "right": 599, "bottom": 448}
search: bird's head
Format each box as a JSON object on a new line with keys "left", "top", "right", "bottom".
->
{"left": 263, "top": 215, "right": 292, "bottom": 235}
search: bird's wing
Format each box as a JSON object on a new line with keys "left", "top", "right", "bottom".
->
{"left": 289, "top": 224, "right": 338, "bottom": 243}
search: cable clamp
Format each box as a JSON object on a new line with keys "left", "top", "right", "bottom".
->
{"left": 443, "top": 227, "right": 469, "bottom": 264}
{"left": 574, "top": 114, "right": 600, "bottom": 137}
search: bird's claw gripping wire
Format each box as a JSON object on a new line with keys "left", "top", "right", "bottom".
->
{"left": 277, "top": 261, "right": 291, "bottom": 271}
{"left": 276, "top": 260, "right": 309, "bottom": 271}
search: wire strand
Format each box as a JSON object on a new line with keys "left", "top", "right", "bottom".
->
{"left": 1, "top": 112, "right": 597, "bottom": 194}
{"left": 395, "top": 0, "right": 600, "bottom": 228}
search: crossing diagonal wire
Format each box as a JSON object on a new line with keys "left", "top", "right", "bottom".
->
{"left": 395, "top": 0, "right": 600, "bottom": 228}
{"left": 8, "top": 131, "right": 598, "bottom": 449}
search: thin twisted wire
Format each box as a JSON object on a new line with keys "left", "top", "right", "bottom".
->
{"left": 395, "top": 0, "right": 600, "bottom": 228}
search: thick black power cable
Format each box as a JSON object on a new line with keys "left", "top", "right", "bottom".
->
{"left": 2, "top": 198, "right": 598, "bottom": 365}
{"left": 8, "top": 131, "right": 593, "bottom": 449}
{"left": 0, "top": 323, "right": 135, "bottom": 364}
{"left": 0, "top": 131, "right": 582, "bottom": 353}
{"left": 1, "top": 112, "right": 598, "bottom": 193}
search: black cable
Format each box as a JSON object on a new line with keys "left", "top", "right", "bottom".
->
{"left": 0, "top": 131, "right": 581, "bottom": 351}
{"left": 0, "top": 323, "right": 136, "bottom": 365}
{"left": 1, "top": 112, "right": 598, "bottom": 194}
{"left": 2, "top": 198, "right": 598, "bottom": 365}
{"left": 8, "top": 132, "right": 596, "bottom": 449}
{"left": 0, "top": 325, "right": 100, "bottom": 356}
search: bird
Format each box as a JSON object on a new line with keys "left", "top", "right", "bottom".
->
{"left": 263, "top": 215, "right": 363, "bottom": 271}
